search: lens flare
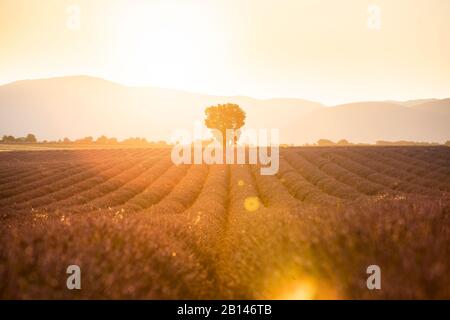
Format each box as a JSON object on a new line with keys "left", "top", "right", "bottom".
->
{"left": 244, "top": 196, "right": 260, "bottom": 212}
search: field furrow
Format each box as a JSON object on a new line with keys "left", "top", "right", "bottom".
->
{"left": 1, "top": 146, "right": 449, "bottom": 299}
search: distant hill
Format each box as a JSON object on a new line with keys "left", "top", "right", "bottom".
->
{"left": 0, "top": 76, "right": 449, "bottom": 144}
{"left": 407, "top": 98, "right": 450, "bottom": 115}
{"left": 387, "top": 99, "right": 437, "bottom": 107}
{"left": 290, "top": 102, "right": 450, "bottom": 144}
{"left": 0, "top": 76, "right": 323, "bottom": 143}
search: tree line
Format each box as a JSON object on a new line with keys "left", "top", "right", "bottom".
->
{"left": 0, "top": 134, "right": 169, "bottom": 146}
{"left": 311, "top": 139, "right": 450, "bottom": 147}
{"left": 1, "top": 103, "right": 449, "bottom": 147}
{"left": 3, "top": 134, "right": 449, "bottom": 147}
{"left": 1, "top": 134, "right": 37, "bottom": 143}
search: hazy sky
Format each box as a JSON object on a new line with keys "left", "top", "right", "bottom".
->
{"left": 0, "top": 0, "right": 449, "bottom": 105}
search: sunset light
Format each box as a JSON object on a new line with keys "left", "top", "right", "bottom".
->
{"left": 0, "top": 0, "right": 449, "bottom": 308}
{"left": 1, "top": 0, "right": 449, "bottom": 104}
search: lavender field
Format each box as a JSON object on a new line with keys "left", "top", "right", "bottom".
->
{"left": 0, "top": 146, "right": 449, "bottom": 299}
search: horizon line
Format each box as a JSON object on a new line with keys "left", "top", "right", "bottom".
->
{"left": 1, "top": 74, "right": 449, "bottom": 107}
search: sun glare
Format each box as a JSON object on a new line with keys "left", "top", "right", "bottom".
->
{"left": 271, "top": 276, "right": 341, "bottom": 300}
{"left": 110, "top": 2, "right": 228, "bottom": 90}
{"left": 277, "top": 279, "right": 318, "bottom": 300}
{"left": 264, "top": 266, "right": 341, "bottom": 300}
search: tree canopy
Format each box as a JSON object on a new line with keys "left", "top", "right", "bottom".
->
{"left": 204, "top": 103, "right": 246, "bottom": 147}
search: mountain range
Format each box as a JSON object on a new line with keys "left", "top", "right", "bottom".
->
{"left": 0, "top": 76, "right": 449, "bottom": 144}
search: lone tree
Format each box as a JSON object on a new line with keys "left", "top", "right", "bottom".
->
{"left": 25, "top": 134, "right": 37, "bottom": 143}
{"left": 204, "top": 103, "right": 246, "bottom": 148}
{"left": 317, "top": 139, "right": 335, "bottom": 146}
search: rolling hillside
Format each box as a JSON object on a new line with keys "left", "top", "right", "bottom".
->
{"left": 0, "top": 76, "right": 449, "bottom": 144}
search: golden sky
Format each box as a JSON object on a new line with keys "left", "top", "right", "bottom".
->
{"left": 0, "top": 0, "right": 449, "bottom": 105}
